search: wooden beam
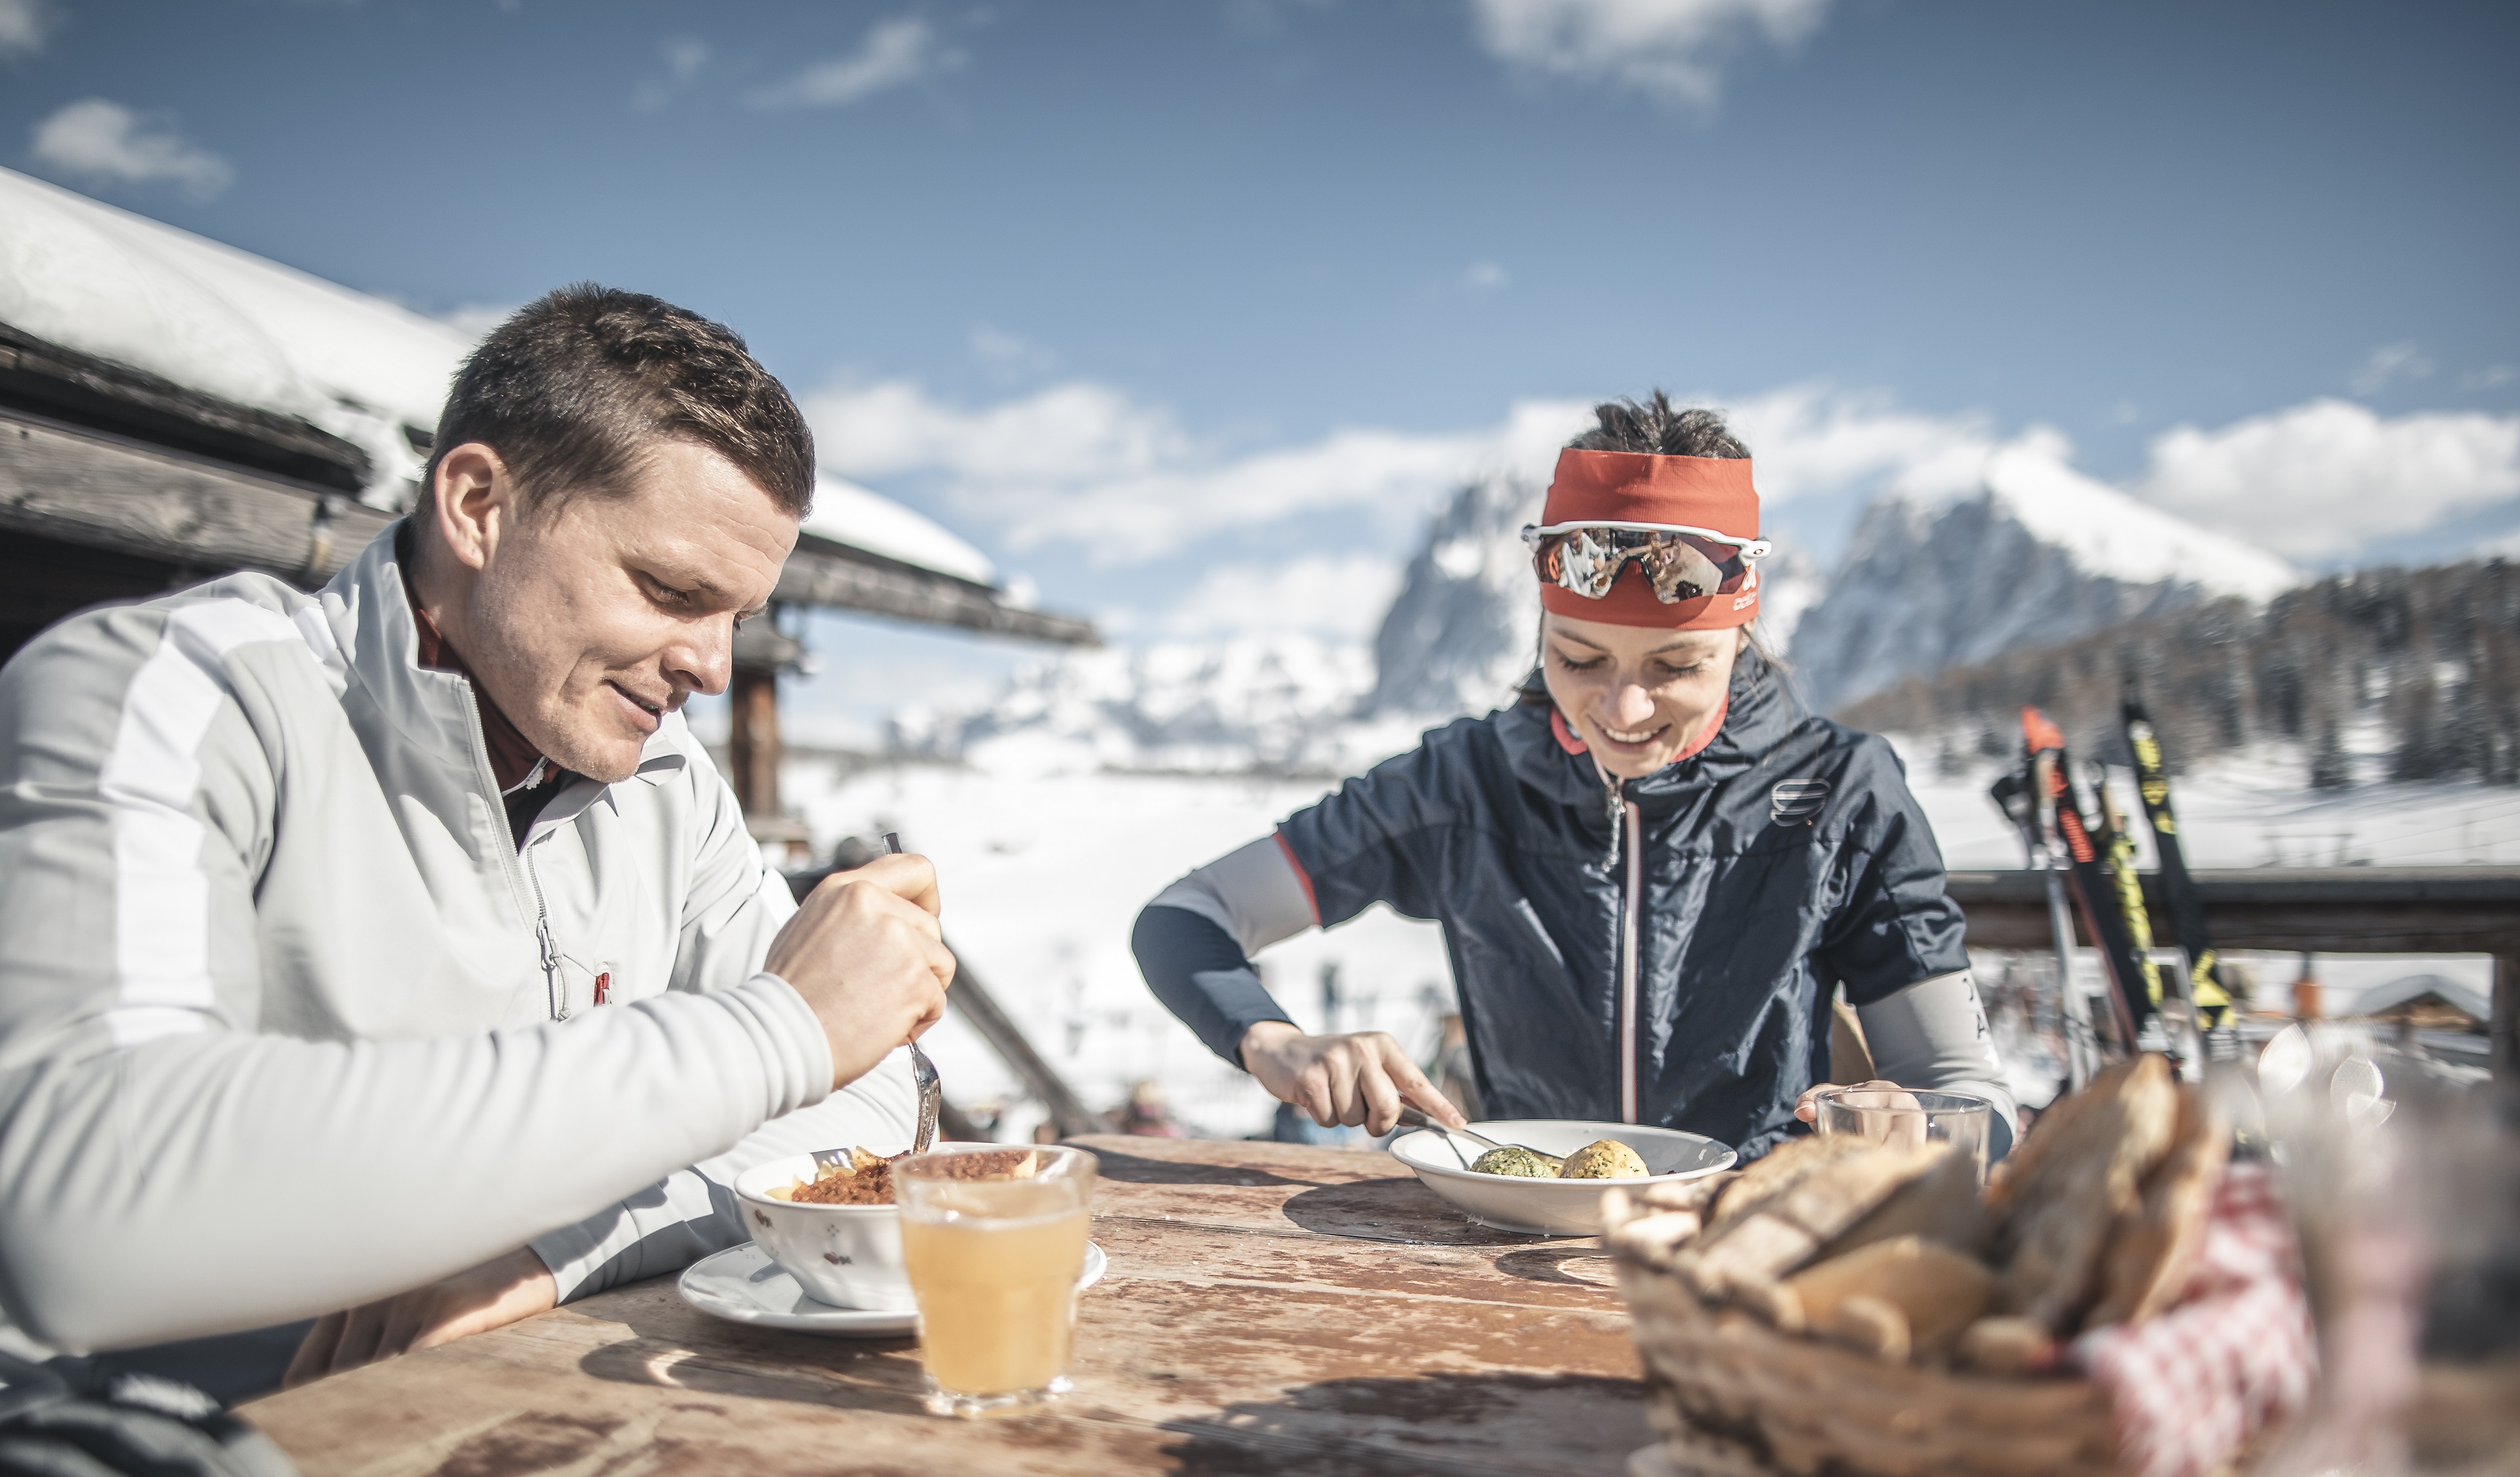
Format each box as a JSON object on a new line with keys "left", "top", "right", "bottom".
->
{"left": 0, "top": 409, "right": 390, "bottom": 585}
{"left": 2, "top": 408, "right": 1101, "bottom": 652}
{"left": 1947, "top": 867, "right": 2520, "bottom": 1075}
{"left": 0, "top": 321, "right": 374, "bottom": 493}
{"left": 776, "top": 531, "right": 1099, "bottom": 647}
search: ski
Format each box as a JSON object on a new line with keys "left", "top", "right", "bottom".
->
{"left": 1990, "top": 765, "right": 2099, "bottom": 1089}
{"left": 2091, "top": 762, "right": 2204, "bottom": 1073}
{"left": 2122, "top": 697, "right": 2240, "bottom": 1058}
{"left": 2022, "top": 707, "right": 2149, "bottom": 1053}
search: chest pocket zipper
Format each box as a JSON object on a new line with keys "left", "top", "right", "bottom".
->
{"left": 522, "top": 838, "right": 565, "bottom": 1021}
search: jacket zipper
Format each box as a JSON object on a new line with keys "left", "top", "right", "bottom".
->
{"left": 455, "top": 683, "right": 567, "bottom": 1021}
{"left": 1620, "top": 797, "right": 1642, "bottom": 1125}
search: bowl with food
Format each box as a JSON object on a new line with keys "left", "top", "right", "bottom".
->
{"left": 734, "top": 1146, "right": 917, "bottom": 1311}
{"left": 1388, "top": 1119, "right": 1736, "bottom": 1236}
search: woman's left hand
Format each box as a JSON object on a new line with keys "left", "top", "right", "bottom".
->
{"left": 1794, "top": 1077, "right": 1903, "bottom": 1123}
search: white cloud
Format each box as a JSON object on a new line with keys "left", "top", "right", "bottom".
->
{"left": 1165, "top": 554, "right": 1407, "bottom": 640}
{"left": 969, "top": 325, "right": 1059, "bottom": 382}
{"left": 1463, "top": 260, "right": 1509, "bottom": 290}
{"left": 808, "top": 370, "right": 2520, "bottom": 576}
{"left": 635, "top": 36, "right": 711, "bottom": 110}
{"left": 0, "top": 0, "right": 58, "bottom": 58}
{"left": 805, "top": 376, "right": 1590, "bottom": 562}
{"left": 1467, "top": 0, "right": 1833, "bottom": 110}
{"left": 2349, "top": 341, "right": 2433, "bottom": 396}
{"left": 30, "top": 98, "right": 234, "bottom": 199}
{"left": 749, "top": 16, "right": 959, "bottom": 109}
{"left": 2135, "top": 399, "right": 2520, "bottom": 561}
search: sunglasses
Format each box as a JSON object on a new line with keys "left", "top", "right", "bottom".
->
{"left": 1521, "top": 522, "right": 1772, "bottom": 604}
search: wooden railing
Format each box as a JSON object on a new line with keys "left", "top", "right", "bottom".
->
{"left": 1945, "top": 867, "right": 2520, "bottom": 1075}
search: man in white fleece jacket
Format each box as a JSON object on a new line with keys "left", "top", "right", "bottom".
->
{"left": 0, "top": 286, "right": 954, "bottom": 1393}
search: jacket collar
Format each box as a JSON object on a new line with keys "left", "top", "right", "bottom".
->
{"left": 319, "top": 522, "right": 689, "bottom": 790}
{"left": 1500, "top": 650, "right": 1800, "bottom": 821}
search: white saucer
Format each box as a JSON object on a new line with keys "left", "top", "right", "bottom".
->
{"left": 677, "top": 1239, "right": 1109, "bottom": 1337}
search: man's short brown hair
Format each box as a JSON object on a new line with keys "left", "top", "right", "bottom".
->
{"left": 421, "top": 284, "right": 814, "bottom": 520}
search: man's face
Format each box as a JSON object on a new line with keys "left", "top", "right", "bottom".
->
{"left": 1538, "top": 613, "right": 1739, "bottom": 780}
{"left": 459, "top": 440, "right": 797, "bottom": 783}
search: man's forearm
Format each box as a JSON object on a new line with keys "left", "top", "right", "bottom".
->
{"left": 0, "top": 974, "right": 830, "bottom": 1352}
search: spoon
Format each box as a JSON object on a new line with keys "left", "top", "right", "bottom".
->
{"left": 883, "top": 831, "right": 946, "bottom": 1155}
{"left": 1395, "top": 1107, "right": 1564, "bottom": 1172}
{"left": 809, "top": 833, "right": 942, "bottom": 1173}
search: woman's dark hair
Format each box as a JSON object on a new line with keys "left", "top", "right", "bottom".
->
{"left": 1566, "top": 390, "right": 1749, "bottom": 459}
{"left": 420, "top": 283, "right": 814, "bottom": 520}
{"left": 1516, "top": 390, "right": 1778, "bottom": 707}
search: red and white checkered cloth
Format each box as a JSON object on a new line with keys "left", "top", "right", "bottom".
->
{"left": 2068, "top": 1163, "right": 2319, "bottom": 1477}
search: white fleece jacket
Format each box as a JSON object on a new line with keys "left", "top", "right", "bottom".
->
{"left": 0, "top": 526, "right": 913, "bottom": 1354}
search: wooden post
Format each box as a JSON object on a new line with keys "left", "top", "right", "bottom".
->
{"left": 726, "top": 667, "right": 780, "bottom": 819}
{"left": 2495, "top": 951, "right": 2517, "bottom": 1082}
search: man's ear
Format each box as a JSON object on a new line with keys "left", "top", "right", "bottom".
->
{"left": 430, "top": 443, "right": 516, "bottom": 573}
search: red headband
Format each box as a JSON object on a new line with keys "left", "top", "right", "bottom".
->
{"left": 1536, "top": 449, "right": 1763, "bottom": 629}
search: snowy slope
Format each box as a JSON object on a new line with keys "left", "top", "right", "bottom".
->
{"left": 777, "top": 738, "right": 2508, "bottom": 1140}
{"left": 1788, "top": 436, "right": 2300, "bottom": 711}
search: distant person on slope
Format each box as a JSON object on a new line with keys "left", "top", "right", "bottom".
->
{"left": 1129, "top": 394, "right": 2015, "bottom": 1161}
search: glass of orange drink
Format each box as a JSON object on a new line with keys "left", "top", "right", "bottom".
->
{"left": 897, "top": 1143, "right": 1098, "bottom": 1417}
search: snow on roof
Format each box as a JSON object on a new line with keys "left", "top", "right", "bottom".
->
{"left": 0, "top": 167, "right": 1002, "bottom": 591}
{"left": 0, "top": 165, "right": 472, "bottom": 503}
{"left": 804, "top": 475, "right": 997, "bottom": 587}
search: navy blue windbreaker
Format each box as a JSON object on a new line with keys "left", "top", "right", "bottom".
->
{"left": 1137, "top": 655, "right": 1970, "bottom": 1159}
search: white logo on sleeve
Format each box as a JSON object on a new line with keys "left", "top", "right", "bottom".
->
{"left": 1770, "top": 778, "right": 1830, "bottom": 825}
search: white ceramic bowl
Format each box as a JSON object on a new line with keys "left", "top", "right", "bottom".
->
{"left": 733, "top": 1152, "right": 915, "bottom": 1312}
{"left": 1388, "top": 1119, "right": 1737, "bottom": 1236}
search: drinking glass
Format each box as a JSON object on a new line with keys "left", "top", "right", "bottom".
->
{"left": 1811, "top": 1087, "right": 1994, "bottom": 1182}
{"left": 898, "top": 1143, "right": 1098, "bottom": 1418}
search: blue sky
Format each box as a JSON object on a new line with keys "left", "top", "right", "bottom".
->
{"left": 8, "top": 0, "right": 2517, "bottom": 739}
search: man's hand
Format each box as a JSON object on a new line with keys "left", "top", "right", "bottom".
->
{"left": 284, "top": 1247, "right": 555, "bottom": 1388}
{"left": 766, "top": 852, "right": 956, "bottom": 1089}
{"left": 1239, "top": 1022, "right": 1467, "bottom": 1137}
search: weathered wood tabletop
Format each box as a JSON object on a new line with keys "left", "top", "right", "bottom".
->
{"left": 240, "top": 1135, "right": 1655, "bottom": 1476}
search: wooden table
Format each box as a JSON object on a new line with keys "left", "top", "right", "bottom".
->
{"left": 241, "top": 1136, "right": 1656, "bottom": 1476}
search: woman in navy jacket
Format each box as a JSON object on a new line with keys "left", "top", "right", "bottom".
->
{"left": 1131, "top": 396, "right": 2013, "bottom": 1161}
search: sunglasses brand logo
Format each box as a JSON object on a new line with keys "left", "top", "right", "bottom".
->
{"left": 1770, "top": 779, "right": 1830, "bottom": 825}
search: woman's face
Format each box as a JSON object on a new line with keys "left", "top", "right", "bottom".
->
{"left": 1540, "top": 613, "right": 1740, "bottom": 780}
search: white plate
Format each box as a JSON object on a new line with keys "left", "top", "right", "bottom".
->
{"left": 677, "top": 1239, "right": 1109, "bottom": 1337}
{"left": 1389, "top": 1119, "right": 1736, "bottom": 1236}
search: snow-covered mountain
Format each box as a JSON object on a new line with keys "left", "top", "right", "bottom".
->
{"left": 887, "top": 438, "right": 2301, "bottom": 770}
{"left": 887, "top": 636, "right": 1383, "bottom": 776}
{"left": 1360, "top": 472, "right": 1543, "bottom": 719}
{"left": 1787, "top": 435, "right": 2299, "bottom": 712}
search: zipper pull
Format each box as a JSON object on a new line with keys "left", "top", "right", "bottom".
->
{"left": 1602, "top": 770, "right": 1625, "bottom": 867}
{"left": 536, "top": 917, "right": 567, "bottom": 1020}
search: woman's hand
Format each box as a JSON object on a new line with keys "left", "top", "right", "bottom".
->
{"left": 1794, "top": 1079, "right": 1925, "bottom": 1148}
{"left": 1239, "top": 1022, "right": 1467, "bottom": 1136}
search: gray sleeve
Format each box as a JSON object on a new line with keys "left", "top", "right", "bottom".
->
{"left": 530, "top": 1045, "right": 919, "bottom": 1300}
{"left": 1855, "top": 970, "right": 2019, "bottom": 1157}
{"left": 1147, "top": 836, "right": 1316, "bottom": 957}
